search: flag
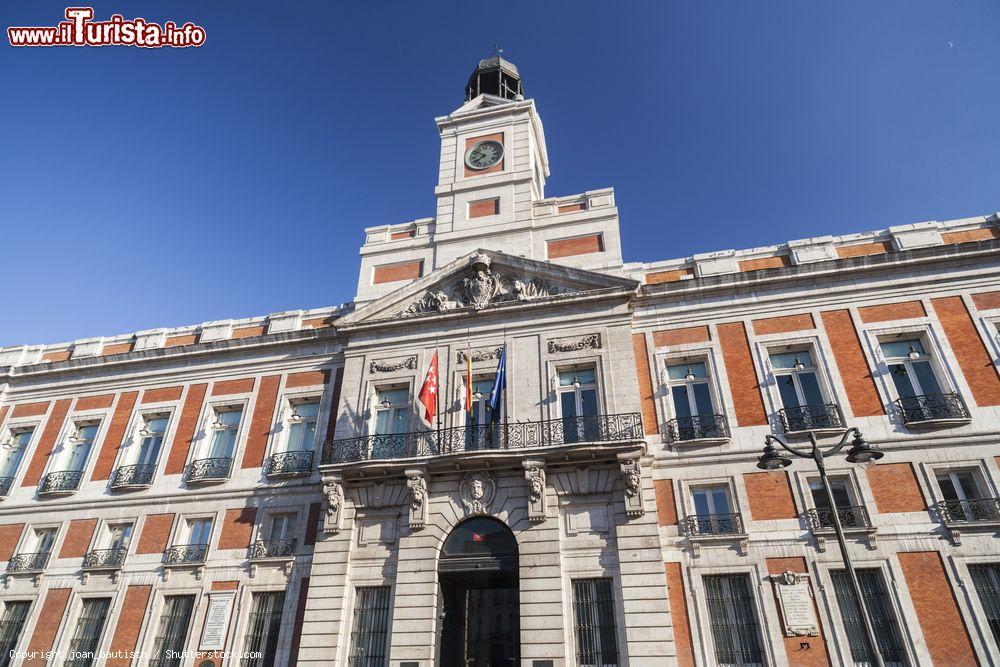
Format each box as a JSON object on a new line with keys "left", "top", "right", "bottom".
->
{"left": 464, "top": 351, "right": 474, "bottom": 423}
{"left": 487, "top": 345, "right": 506, "bottom": 424}
{"left": 417, "top": 351, "right": 439, "bottom": 429}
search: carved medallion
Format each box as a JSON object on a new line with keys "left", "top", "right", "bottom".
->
{"left": 460, "top": 470, "right": 497, "bottom": 516}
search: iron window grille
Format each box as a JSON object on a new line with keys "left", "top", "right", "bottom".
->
{"left": 778, "top": 404, "right": 845, "bottom": 432}
{"left": 37, "top": 470, "right": 83, "bottom": 495}
{"left": 109, "top": 463, "right": 156, "bottom": 489}
{"left": 667, "top": 414, "right": 729, "bottom": 442}
{"left": 240, "top": 591, "right": 286, "bottom": 667}
{"left": 0, "top": 477, "right": 12, "bottom": 498}
{"left": 572, "top": 578, "right": 620, "bottom": 667}
{"left": 6, "top": 552, "right": 49, "bottom": 573}
{"left": 323, "top": 413, "right": 643, "bottom": 464}
{"left": 0, "top": 601, "right": 31, "bottom": 667}
{"left": 263, "top": 451, "right": 314, "bottom": 477}
{"left": 186, "top": 457, "right": 233, "bottom": 483}
{"left": 682, "top": 512, "right": 745, "bottom": 536}
{"left": 348, "top": 586, "right": 391, "bottom": 667}
{"left": 968, "top": 563, "right": 1000, "bottom": 649}
{"left": 893, "top": 392, "right": 969, "bottom": 424}
{"left": 82, "top": 548, "right": 128, "bottom": 570}
{"left": 149, "top": 595, "right": 195, "bottom": 667}
{"left": 703, "top": 573, "right": 765, "bottom": 666}
{"left": 805, "top": 505, "right": 872, "bottom": 531}
{"left": 831, "top": 569, "right": 907, "bottom": 666}
{"left": 163, "top": 544, "right": 208, "bottom": 565}
{"left": 65, "top": 597, "right": 111, "bottom": 667}
{"left": 936, "top": 497, "right": 1000, "bottom": 524}
{"left": 249, "top": 538, "right": 296, "bottom": 560}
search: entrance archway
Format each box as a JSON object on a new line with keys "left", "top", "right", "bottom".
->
{"left": 437, "top": 517, "right": 520, "bottom": 667}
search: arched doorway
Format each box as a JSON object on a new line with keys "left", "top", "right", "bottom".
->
{"left": 438, "top": 517, "right": 520, "bottom": 667}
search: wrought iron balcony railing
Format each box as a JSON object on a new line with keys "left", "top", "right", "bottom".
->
{"left": 777, "top": 404, "right": 845, "bottom": 433}
{"left": 249, "top": 538, "right": 296, "bottom": 560}
{"left": 110, "top": 463, "right": 156, "bottom": 489}
{"left": 6, "top": 552, "right": 50, "bottom": 573}
{"left": 681, "top": 512, "right": 745, "bottom": 537}
{"left": 322, "top": 413, "right": 643, "bottom": 465}
{"left": 805, "top": 505, "right": 872, "bottom": 531}
{"left": 0, "top": 476, "right": 12, "bottom": 497}
{"left": 186, "top": 457, "right": 233, "bottom": 483}
{"left": 666, "top": 414, "right": 728, "bottom": 442}
{"left": 894, "top": 392, "right": 969, "bottom": 425}
{"left": 163, "top": 544, "right": 208, "bottom": 565}
{"left": 264, "top": 451, "right": 314, "bottom": 478}
{"left": 82, "top": 548, "right": 128, "bottom": 570}
{"left": 936, "top": 498, "right": 1000, "bottom": 525}
{"left": 38, "top": 470, "right": 83, "bottom": 495}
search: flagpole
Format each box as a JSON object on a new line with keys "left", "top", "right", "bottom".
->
{"left": 502, "top": 329, "right": 509, "bottom": 449}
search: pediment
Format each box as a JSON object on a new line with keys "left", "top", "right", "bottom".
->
{"left": 341, "top": 249, "right": 638, "bottom": 326}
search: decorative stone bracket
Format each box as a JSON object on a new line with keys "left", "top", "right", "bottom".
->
{"left": 405, "top": 467, "right": 428, "bottom": 529}
{"left": 323, "top": 476, "right": 345, "bottom": 534}
{"left": 523, "top": 460, "right": 547, "bottom": 522}
{"left": 617, "top": 451, "right": 645, "bottom": 517}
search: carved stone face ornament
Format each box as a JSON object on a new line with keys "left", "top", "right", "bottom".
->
{"left": 460, "top": 470, "right": 496, "bottom": 516}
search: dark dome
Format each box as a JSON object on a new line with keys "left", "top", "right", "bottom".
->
{"left": 465, "top": 54, "right": 524, "bottom": 102}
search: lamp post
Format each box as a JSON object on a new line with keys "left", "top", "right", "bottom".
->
{"left": 756, "top": 426, "right": 885, "bottom": 667}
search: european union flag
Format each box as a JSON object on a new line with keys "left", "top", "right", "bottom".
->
{"left": 488, "top": 345, "right": 506, "bottom": 424}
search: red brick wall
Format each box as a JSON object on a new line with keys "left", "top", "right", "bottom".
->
{"left": 211, "top": 580, "right": 240, "bottom": 591}
{"left": 646, "top": 268, "right": 694, "bottom": 284}
{"left": 232, "top": 324, "right": 266, "bottom": 339}
{"left": 141, "top": 386, "right": 184, "bottom": 403}
{"left": 325, "top": 368, "right": 344, "bottom": 441}
{"left": 717, "top": 322, "right": 767, "bottom": 426}
{"left": 631, "top": 333, "right": 659, "bottom": 435}
{"left": 302, "top": 315, "right": 334, "bottom": 329}
{"left": 653, "top": 479, "right": 678, "bottom": 526}
{"left": 468, "top": 197, "right": 500, "bottom": 218}
{"left": 752, "top": 313, "right": 815, "bottom": 335}
{"left": 820, "top": 310, "right": 885, "bottom": 417}
{"left": 23, "top": 588, "right": 71, "bottom": 666}
{"left": 165, "top": 384, "right": 208, "bottom": 475}
{"left": 288, "top": 577, "right": 311, "bottom": 666}
{"left": 652, "top": 326, "right": 710, "bottom": 347}
{"left": 972, "top": 290, "right": 1000, "bottom": 311}
{"left": 105, "top": 585, "right": 152, "bottom": 667}
{"left": 90, "top": 391, "right": 139, "bottom": 481}
{"left": 941, "top": 227, "right": 999, "bottom": 244}
{"left": 868, "top": 463, "right": 925, "bottom": 513}
{"left": 858, "top": 300, "right": 926, "bottom": 323}
{"left": 21, "top": 398, "right": 72, "bottom": 487}
{"left": 218, "top": 508, "right": 256, "bottom": 550}
{"left": 136, "top": 514, "right": 175, "bottom": 554}
{"left": 102, "top": 341, "right": 134, "bottom": 355}
{"left": 58, "top": 519, "right": 97, "bottom": 559}
{"left": 0, "top": 405, "right": 8, "bottom": 428}
{"left": 165, "top": 333, "right": 199, "bottom": 347}
{"left": 12, "top": 401, "right": 49, "bottom": 418}
{"left": 898, "top": 551, "right": 977, "bottom": 666}
{"left": 558, "top": 203, "right": 587, "bottom": 213}
{"left": 932, "top": 295, "right": 1000, "bottom": 406}
{"left": 285, "top": 370, "right": 330, "bottom": 389}
{"left": 0, "top": 523, "right": 24, "bottom": 560}
{"left": 547, "top": 234, "right": 603, "bottom": 259}
{"left": 738, "top": 255, "right": 790, "bottom": 272}
{"left": 42, "top": 350, "right": 72, "bottom": 363}
{"left": 373, "top": 260, "right": 423, "bottom": 285}
{"left": 743, "top": 471, "right": 797, "bottom": 520}
{"left": 304, "top": 502, "right": 321, "bottom": 546}
{"left": 212, "top": 377, "right": 255, "bottom": 396}
{"left": 75, "top": 394, "right": 115, "bottom": 410}
{"left": 664, "top": 562, "right": 695, "bottom": 667}
{"left": 765, "top": 557, "right": 831, "bottom": 665}
{"left": 837, "top": 241, "right": 891, "bottom": 258}
{"left": 241, "top": 375, "right": 281, "bottom": 469}
{"left": 463, "top": 133, "right": 504, "bottom": 177}
{"left": 390, "top": 229, "right": 415, "bottom": 240}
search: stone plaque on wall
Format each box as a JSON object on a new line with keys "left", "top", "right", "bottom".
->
{"left": 771, "top": 571, "right": 818, "bottom": 637}
{"left": 199, "top": 590, "right": 236, "bottom": 650}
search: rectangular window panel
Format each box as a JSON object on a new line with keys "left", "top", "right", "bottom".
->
{"left": 831, "top": 569, "right": 907, "bottom": 666}
{"left": 149, "top": 595, "right": 196, "bottom": 667}
{"left": 65, "top": 598, "right": 111, "bottom": 667}
{"left": 572, "top": 578, "right": 619, "bottom": 667}
{"left": 969, "top": 564, "right": 1000, "bottom": 649}
{"left": 241, "top": 591, "right": 285, "bottom": 667}
{"left": 703, "top": 574, "right": 764, "bottom": 666}
{"left": 348, "top": 586, "right": 391, "bottom": 667}
{"left": 0, "top": 601, "right": 31, "bottom": 667}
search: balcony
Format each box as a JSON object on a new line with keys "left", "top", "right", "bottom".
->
{"left": 6, "top": 552, "right": 49, "bottom": 573}
{"left": 37, "top": 470, "right": 83, "bottom": 495}
{"left": 109, "top": 463, "right": 156, "bottom": 490}
{"left": 263, "top": 451, "right": 314, "bottom": 478}
{"left": 249, "top": 538, "right": 296, "bottom": 560}
{"left": 0, "top": 477, "right": 12, "bottom": 498}
{"left": 82, "top": 548, "right": 128, "bottom": 570}
{"left": 666, "top": 414, "right": 728, "bottom": 444}
{"left": 936, "top": 498, "right": 1000, "bottom": 525}
{"left": 680, "top": 513, "right": 748, "bottom": 557}
{"left": 185, "top": 457, "right": 233, "bottom": 484}
{"left": 805, "top": 505, "right": 876, "bottom": 551}
{"left": 777, "top": 404, "right": 844, "bottom": 434}
{"left": 894, "top": 392, "right": 970, "bottom": 427}
{"left": 322, "top": 413, "right": 643, "bottom": 465}
{"left": 163, "top": 544, "right": 208, "bottom": 566}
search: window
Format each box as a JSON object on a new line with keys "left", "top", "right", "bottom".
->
{"left": 185, "top": 518, "right": 213, "bottom": 547}
{"left": 136, "top": 415, "right": 169, "bottom": 467}
{"left": 703, "top": 574, "right": 764, "bottom": 666}
{"left": 689, "top": 485, "right": 740, "bottom": 535}
{"left": 0, "top": 601, "right": 31, "bottom": 667}
{"left": 284, "top": 401, "right": 319, "bottom": 451}
{"left": 558, "top": 367, "right": 599, "bottom": 442}
{"left": 808, "top": 478, "right": 868, "bottom": 529}
{"left": 149, "top": 595, "right": 196, "bottom": 667}
{"left": 107, "top": 523, "right": 134, "bottom": 551}
{"left": 770, "top": 350, "right": 842, "bottom": 431}
{"left": 666, "top": 361, "right": 725, "bottom": 440}
{"left": 881, "top": 339, "right": 942, "bottom": 398}
{"left": 85, "top": 522, "right": 133, "bottom": 569}
{"left": 373, "top": 388, "right": 409, "bottom": 436}
{"left": 348, "top": 586, "right": 391, "bottom": 667}
{"left": 936, "top": 470, "right": 998, "bottom": 522}
{"left": 66, "top": 422, "right": 99, "bottom": 472}
{"left": 208, "top": 407, "right": 243, "bottom": 459}
{"left": 24, "top": 527, "right": 57, "bottom": 558}
{"left": 241, "top": 591, "right": 285, "bottom": 667}
{"left": 572, "top": 578, "right": 619, "bottom": 667}
{"left": 65, "top": 597, "right": 111, "bottom": 667}
{"left": 0, "top": 427, "right": 34, "bottom": 487}
{"left": 468, "top": 378, "right": 496, "bottom": 428}
{"left": 968, "top": 564, "right": 1000, "bottom": 648}
{"left": 830, "top": 569, "right": 906, "bottom": 666}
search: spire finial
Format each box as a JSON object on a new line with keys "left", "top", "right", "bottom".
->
{"left": 493, "top": 43, "right": 503, "bottom": 56}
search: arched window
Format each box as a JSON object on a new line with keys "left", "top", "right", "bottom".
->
{"left": 441, "top": 517, "right": 517, "bottom": 559}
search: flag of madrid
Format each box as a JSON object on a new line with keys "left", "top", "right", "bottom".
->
{"left": 417, "top": 351, "right": 439, "bottom": 428}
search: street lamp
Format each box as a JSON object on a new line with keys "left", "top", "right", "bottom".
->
{"left": 756, "top": 427, "right": 885, "bottom": 667}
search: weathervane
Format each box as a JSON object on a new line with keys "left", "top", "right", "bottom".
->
{"left": 493, "top": 43, "right": 503, "bottom": 56}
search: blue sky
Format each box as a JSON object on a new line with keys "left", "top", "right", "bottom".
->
{"left": 1, "top": 1, "right": 997, "bottom": 347}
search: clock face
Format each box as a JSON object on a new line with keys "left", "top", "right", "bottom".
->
{"left": 465, "top": 140, "right": 504, "bottom": 171}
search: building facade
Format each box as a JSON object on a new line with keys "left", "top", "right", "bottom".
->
{"left": 0, "top": 55, "right": 999, "bottom": 667}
